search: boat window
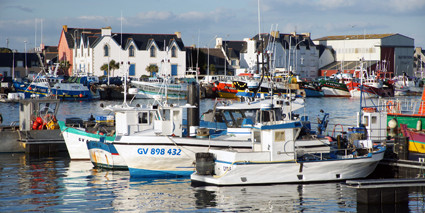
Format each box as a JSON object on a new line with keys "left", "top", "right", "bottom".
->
{"left": 275, "top": 131, "right": 285, "bottom": 142}
{"left": 371, "top": 116, "right": 377, "bottom": 124}
{"left": 138, "top": 112, "right": 149, "bottom": 124}
{"left": 162, "top": 109, "right": 170, "bottom": 121}
{"left": 363, "top": 116, "right": 369, "bottom": 126}
{"left": 253, "top": 130, "right": 261, "bottom": 143}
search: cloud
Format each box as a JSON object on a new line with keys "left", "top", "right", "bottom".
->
{"left": 387, "top": 0, "right": 425, "bottom": 13}
{"left": 3, "top": 5, "right": 33, "bottom": 13}
{"left": 136, "top": 11, "right": 173, "bottom": 21}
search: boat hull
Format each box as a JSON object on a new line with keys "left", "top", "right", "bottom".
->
{"left": 113, "top": 135, "right": 251, "bottom": 178}
{"left": 400, "top": 124, "right": 425, "bottom": 153}
{"left": 191, "top": 149, "right": 385, "bottom": 186}
{"left": 58, "top": 121, "right": 115, "bottom": 160}
{"left": 87, "top": 140, "right": 127, "bottom": 169}
{"left": 13, "top": 82, "right": 98, "bottom": 101}
{"left": 321, "top": 87, "right": 350, "bottom": 97}
{"left": 0, "top": 127, "right": 23, "bottom": 152}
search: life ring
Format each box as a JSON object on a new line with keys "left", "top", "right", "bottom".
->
{"left": 386, "top": 101, "right": 394, "bottom": 111}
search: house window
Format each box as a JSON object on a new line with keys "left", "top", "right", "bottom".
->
{"left": 104, "top": 45, "right": 109, "bottom": 57}
{"left": 129, "top": 45, "right": 135, "bottom": 57}
{"left": 171, "top": 46, "right": 177, "bottom": 58}
{"left": 150, "top": 46, "right": 156, "bottom": 57}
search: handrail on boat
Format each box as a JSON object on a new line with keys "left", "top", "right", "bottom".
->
{"left": 332, "top": 124, "right": 344, "bottom": 137}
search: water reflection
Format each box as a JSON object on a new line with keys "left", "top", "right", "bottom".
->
{"left": 192, "top": 183, "right": 357, "bottom": 212}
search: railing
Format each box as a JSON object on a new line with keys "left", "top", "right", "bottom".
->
{"left": 379, "top": 98, "right": 423, "bottom": 115}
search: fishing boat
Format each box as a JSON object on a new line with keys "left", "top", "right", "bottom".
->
{"left": 318, "top": 73, "right": 352, "bottom": 97}
{"left": 13, "top": 63, "right": 99, "bottom": 100}
{"left": 130, "top": 76, "right": 193, "bottom": 99}
{"left": 380, "top": 87, "right": 425, "bottom": 131}
{"left": 393, "top": 73, "right": 423, "bottom": 96}
{"left": 58, "top": 116, "right": 116, "bottom": 160}
{"left": 85, "top": 103, "right": 158, "bottom": 169}
{"left": 108, "top": 82, "right": 319, "bottom": 178}
{"left": 379, "top": 87, "right": 425, "bottom": 153}
{"left": 190, "top": 108, "right": 387, "bottom": 186}
{"left": 400, "top": 124, "right": 425, "bottom": 153}
{"left": 0, "top": 98, "right": 64, "bottom": 153}
{"left": 346, "top": 59, "right": 394, "bottom": 98}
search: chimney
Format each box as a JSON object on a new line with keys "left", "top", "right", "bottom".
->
{"left": 271, "top": 31, "right": 280, "bottom": 38}
{"left": 216, "top": 37, "right": 223, "bottom": 48}
{"left": 101, "top": 26, "right": 112, "bottom": 36}
{"left": 302, "top": 32, "right": 311, "bottom": 37}
{"left": 175, "top": 32, "right": 182, "bottom": 39}
{"left": 63, "top": 25, "right": 68, "bottom": 32}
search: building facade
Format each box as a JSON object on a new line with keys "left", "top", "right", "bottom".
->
{"left": 314, "top": 33, "right": 414, "bottom": 77}
{"left": 65, "top": 27, "right": 187, "bottom": 79}
{"left": 90, "top": 28, "right": 186, "bottom": 79}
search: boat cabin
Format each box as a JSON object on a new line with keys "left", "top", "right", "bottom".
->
{"left": 19, "top": 99, "right": 60, "bottom": 131}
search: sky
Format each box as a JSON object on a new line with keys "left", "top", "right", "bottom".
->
{"left": 1, "top": 0, "right": 424, "bottom": 52}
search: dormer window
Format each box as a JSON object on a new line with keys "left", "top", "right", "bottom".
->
{"left": 129, "top": 45, "right": 135, "bottom": 57}
{"left": 171, "top": 46, "right": 177, "bottom": 58}
{"left": 104, "top": 45, "right": 109, "bottom": 57}
{"left": 150, "top": 46, "right": 156, "bottom": 57}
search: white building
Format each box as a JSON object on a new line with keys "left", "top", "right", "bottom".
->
{"left": 314, "top": 33, "right": 414, "bottom": 76}
{"left": 73, "top": 27, "right": 186, "bottom": 79}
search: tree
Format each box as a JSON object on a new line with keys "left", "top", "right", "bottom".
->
{"left": 59, "top": 60, "right": 70, "bottom": 75}
{"left": 209, "top": 64, "right": 216, "bottom": 75}
{"left": 100, "top": 60, "right": 120, "bottom": 77}
{"left": 145, "top": 64, "right": 158, "bottom": 77}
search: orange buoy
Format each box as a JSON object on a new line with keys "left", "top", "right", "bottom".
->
{"left": 36, "top": 117, "right": 43, "bottom": 124}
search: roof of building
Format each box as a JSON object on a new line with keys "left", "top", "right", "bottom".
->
{"left": 110, "top": 33, "right": 185, "bottom": 51}
{"left": 63, "top": 27, "right": 102, "bottom": 48}
{"left": 314, "top": 33, "right": 397, "bottom": 41}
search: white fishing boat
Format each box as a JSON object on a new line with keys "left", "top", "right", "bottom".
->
{"left": 58, "top": 117, "right": 116, "bottom": 160}
{"left": 190, "top": 109, "right": 387, "bottom": 186}
{"left": 85, "top": 104, "right": 158, "bottom": 169}
{"left": 110, "top": 91, "right": 315, "bottom": 177}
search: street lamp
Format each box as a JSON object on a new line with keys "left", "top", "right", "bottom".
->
{"left": 107, "top": 34, "right": 117, "bottom": 86}
{"left": 292, "top": 38, "right": 305, "bottom": 73}
{"left": 24, "top": 41, "right": 28, "bottom": 76}
{"left": 223, "top": 34, "right": 229, "bottom": 76}
{"left": 207, "top": 35, "right": 217, "bottom": 81}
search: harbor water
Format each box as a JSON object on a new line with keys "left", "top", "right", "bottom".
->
{"left": 1, "top": 97, "right": 425, "bottom": 212}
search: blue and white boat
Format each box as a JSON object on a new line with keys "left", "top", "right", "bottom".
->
{"left": 13, "top": 74, "right": 99, "bottom": 101}
{"left": 190, "top": 108, "right": 387, "bottom": 186}
{"left": 109, "top": 92, "right": 334, "bottom": 178}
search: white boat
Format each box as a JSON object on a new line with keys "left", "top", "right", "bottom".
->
{"left": 346, "top": 59, "right": 394, "bottom": 98}
{"left": 130, "top": 76, "right": 195, "bottom": 99}
{"left": 85, "top": 104, "right": 158, "bottom": 168}
{"left": 110, "top": 93, "right": 312, "bottom": 178}
{"left": 393, "top": 73, "right": 423, "bottom": 96}
{"left": 58, "top": 118, "right": 116, "bottom": 160}
{"left": 190, "top": 109, "right": 387, "bottom": 186}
